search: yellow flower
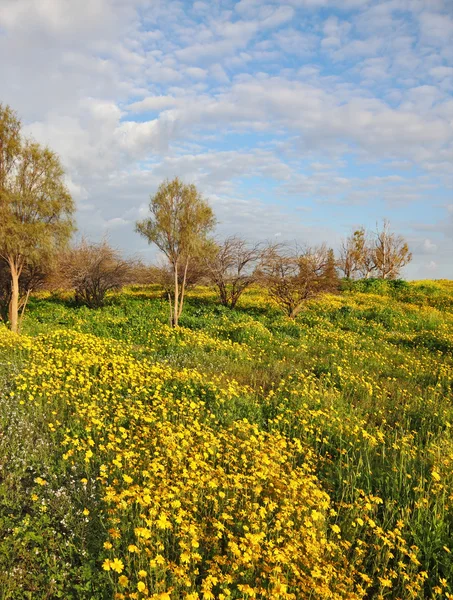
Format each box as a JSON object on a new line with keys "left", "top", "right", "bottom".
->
{"left": 110, "top": 558, "right": 124, "bottom": 573}
{"left": 118, "top": 575, "right": 129, "bottom": 587}
{"left": 432, "top": 470, "right": 441, "bottom": 482}
{"left": 83, "top": 508, "right": 90, "bottom": 516}
{"left": 137, "top": 581, "right": 146, "bottom": 592}
{"left": 331, "top": 524, "right": 341, "bottom": 534}
{"left": 102, "top": 559, "right": 111, "bottom": 571}
{"left": 138, "top": 570, "right": 147, "bottom": 578}
{"left": 156, "top": 513, "right": 172, "bottom": 530}
{"left": 104, "top": 541, "right": 113, "bottom": 550}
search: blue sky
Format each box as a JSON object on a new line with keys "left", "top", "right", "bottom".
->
{"left": 0, "top": 0, "right": 452, "bottom": 277}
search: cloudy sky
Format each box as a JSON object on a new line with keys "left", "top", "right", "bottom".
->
{"left": 1, "top": 0, "right": 452, "bottom": 278}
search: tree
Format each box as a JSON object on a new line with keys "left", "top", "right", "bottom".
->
{"left": 136, "top": 177, "right": 215, "bottom": 327}
{"left": 152, "top": 253, "right": 211, "bottom": 301}
{"left": 0, "top": 104, "right": 75, "bottom": 332}
{"left": 338, "top": 228, "right": 374, "bottom": 279}
{"left": 319, "top": 248, "right": 341, "bottom": 293}
{"left": 204, "top": 236, "right": 263, "bottom": 309}
{"left": 371, "top": 219, "right": 412, "bottom": 279}
{"left": 57, "top": 239, "right": 134, "bottom": 308}
{"left": 0, "top": 260, "right": 49, "bottom": 326}
{"left": 261, "top": 244, "right": 338, "bottom": 319}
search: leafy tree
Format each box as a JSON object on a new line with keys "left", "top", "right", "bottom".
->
{"left": 371, "top": 219, "right": 412, "bottom": 279}
{"left": 136, "top": 177, "right": 215, "bottom": 326}
{"left": 0, "top": 104, "right": 75, "bottom": 332}
{"left": 338, "top": 228, "right": 374, "bottom": 279}
{"left": 204, "top": 236, "right": 263, "bottom": 309}
{"left": 338, "top": 222, "right": 411, "bottom": 280}
{"left": 319, "top": 248, "right": 341, "bottom": 292}
{"left": 261, "top": 244, "right": 338, "bottom": 319}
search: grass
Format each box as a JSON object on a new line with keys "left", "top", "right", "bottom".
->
{"left": 1, "top": 280, "right": 453, "bottom": 599}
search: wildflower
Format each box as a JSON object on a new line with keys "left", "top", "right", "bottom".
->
{"left": 102, "top": 559, "right": 111, "bottom": 571}
{"left": 110, "top": 558, "right": 124, "bottom": 573}
{"left": 331, "top": 524, "right": 341, "bottom": 534}
{"left": 156, "top": 513, "right": 172, "bottom": 530}
{"left": 431, "top": 470, "right": 441, "bottom": 482}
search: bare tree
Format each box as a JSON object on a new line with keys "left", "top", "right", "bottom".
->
{"left": 58, "top": 239, "right": 133, "bottom": 308}
{"left": 204, "top": 236, "right": 263, "bottom": 309}
{"left": 124, "top": 261, "right": 157, "bottom": 286}
{"left": 261, "top": 244, "right": 339, "bottom": 319}
{"left": 136, "top": 178, "right": 215, "bottom": 327}
{"left": 371, "top": 219, "right": 412, "bottom": 279}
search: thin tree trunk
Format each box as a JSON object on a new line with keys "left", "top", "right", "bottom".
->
{"left": 8, "top": 259, "right": 20, "bottom": 333}
{"left": 178, "top": 258, "right": 189, "bottom": 321}
{"left": 18, "top": 288, "right": 31, "bottom": 333}
{"left": 173, "top": 262, "right": 179, "bottom": 327}
{"left": 167, "top": 291, "right": 173, "bottom": 327}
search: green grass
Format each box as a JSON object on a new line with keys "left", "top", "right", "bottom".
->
{"left": 1, "top": 281, "right": 453, "bottom": 598}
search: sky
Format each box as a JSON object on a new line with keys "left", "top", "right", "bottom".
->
{"left": 0, "top": 0, "right": 452, "bottom": 278}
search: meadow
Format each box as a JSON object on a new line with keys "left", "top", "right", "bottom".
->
{"left": 1, "top": 280, "right": 453, "bottom": 599}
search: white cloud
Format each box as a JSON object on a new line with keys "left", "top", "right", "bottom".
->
{"left": 128, "top": 96, "right": 178, "bottom": 112}
{"left": 321, "top": 16, "right": 351, "bottom": 49}
{"left": 423, "top": 238, "right": 437, "bottom": 253}
{"left": 419, "top": 11, "right": 453, "bottom": 45}
{"left": 430, "top": 66, "right": 453, "bottom": 79}
{"left": 185, "top": 67, "right": 208, "bottom": 79}
{"left": 273, "top": 28, "right": 318, "bottom": 55}
{"left": 0, "top": 0, "right": 451, "bottom": 277}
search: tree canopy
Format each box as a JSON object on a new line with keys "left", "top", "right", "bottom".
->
{"left": 136, "top": 177, "right": 215, "bottom": 326}
{"left": 0, "top": 103, "right": 75, "bottom": 331}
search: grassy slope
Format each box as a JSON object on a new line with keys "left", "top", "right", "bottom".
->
{"left": 1, "top": 280, "right": 453, "bottom": 599}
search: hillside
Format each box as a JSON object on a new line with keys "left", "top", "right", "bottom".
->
{"left": 1, "top": 281, "right": 453, "bottom": 599}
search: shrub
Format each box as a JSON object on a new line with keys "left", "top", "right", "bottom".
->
{"left": 57, "top": 240, "right": 133, "bottom": 308}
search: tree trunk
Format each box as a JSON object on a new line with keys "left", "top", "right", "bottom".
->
{"left": 177, "top": 259, "right": 189, "bottom": 322}
{"left": 173, "top": 262, "right": 179, "bottom": 327}
{"left": 167, "top": 292, "right": 173, "bottom": 327}
{"left": 8, "top": 259, "right": 20, "bottom": 333}
{"left": 18, "top": 289, "right": 31, "bottom": 334}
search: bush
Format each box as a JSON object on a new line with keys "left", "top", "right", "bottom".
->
{"left": 57, "top": 240, "right": 133, "bottom": 308}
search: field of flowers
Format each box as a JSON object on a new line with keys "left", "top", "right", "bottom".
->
{"left": 1, "top": 280, "right": 453, "bottom": 599}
